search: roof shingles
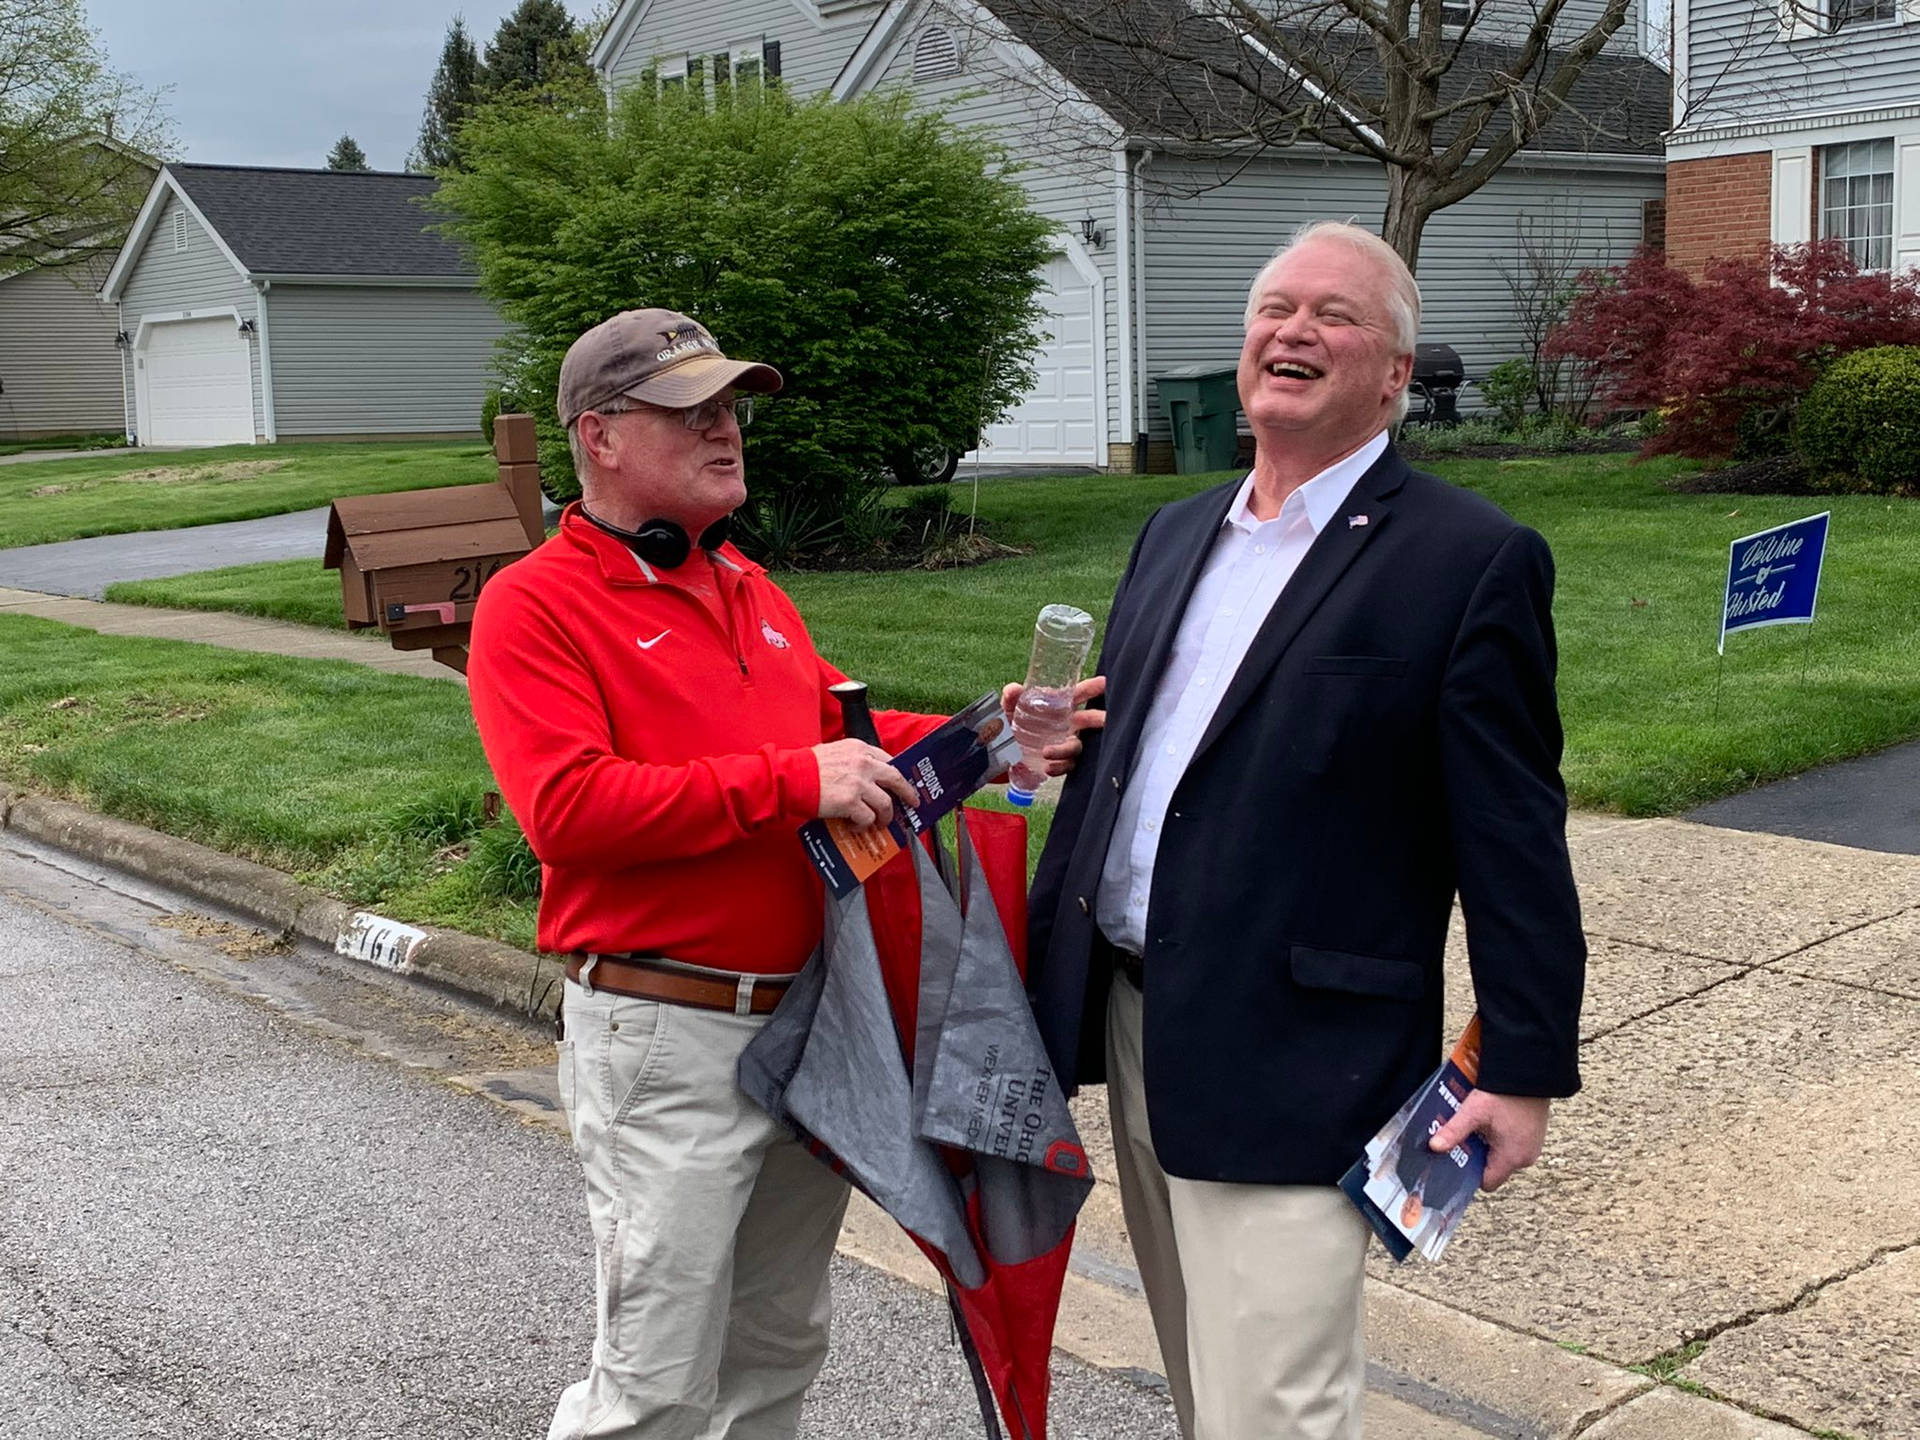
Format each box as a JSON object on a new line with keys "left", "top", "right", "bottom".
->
{"left": 979, "top": 0, "right": 1669, "bottom": 157}
{"left": 167, "top": 164, "right": 474, "bottom": 279}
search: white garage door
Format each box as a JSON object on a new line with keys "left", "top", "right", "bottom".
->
{"left": 140, "top": 317, "right": 253, "bottom": 447}
{"left": 971, "top": 253, "right": 1099, "bottom": 467}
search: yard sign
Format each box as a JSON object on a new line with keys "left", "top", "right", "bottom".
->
{"left": 1719, "top": 512, "right": 1830, "bottom": 655}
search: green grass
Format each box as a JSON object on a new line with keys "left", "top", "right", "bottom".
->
{"left": 0, "top": 432, "right": 126, "bottom": 458}
{"left": 0, "top": 439, "right": 498, "bottom": 550}
{"left": 105, "top": 455, "right": 1920, "bottom": 816}
{"left": 0, "top": 614, "right": 535, "bottom": 949}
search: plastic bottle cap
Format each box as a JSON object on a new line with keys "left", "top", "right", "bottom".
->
{"left": 1005, "top": 788, "right": 1036, "bottom": 807}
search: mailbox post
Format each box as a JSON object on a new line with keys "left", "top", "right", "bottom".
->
{"left": 324, "top": 413, "right": 549, "bottom": 674}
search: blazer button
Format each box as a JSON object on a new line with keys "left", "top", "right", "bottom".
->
{"left": 1078, "top": 896, "right": 1090, "bottom": 915}
{"left": 1111, "top": 775, "right": 1121, "bottom": 792}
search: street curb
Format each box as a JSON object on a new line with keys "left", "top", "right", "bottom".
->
{"left": 0, "top": 789, "right": 1821, "bottom": 1439}
{"left": 0, "top": 791, "right": 565, "bottom": 1022}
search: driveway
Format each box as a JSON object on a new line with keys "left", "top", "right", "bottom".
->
{"left": 0, "top": 506, "right": 332, "bottom": 597}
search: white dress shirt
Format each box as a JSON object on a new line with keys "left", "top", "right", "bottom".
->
{"left": 1094, "top": 431, "right": 1389, "bottom": 955}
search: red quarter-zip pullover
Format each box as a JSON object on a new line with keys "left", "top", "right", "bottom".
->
{"left": 468, "top": 503, "right": 940, "bottom": 972}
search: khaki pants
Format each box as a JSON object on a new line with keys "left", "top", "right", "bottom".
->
{"left": 1106, "top": 975, "right": 1371, "bottom": 1440}
{"left": 550, "top": 978, "right": 850, "bottom": 1440}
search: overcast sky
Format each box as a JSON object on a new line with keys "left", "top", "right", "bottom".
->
{"left": 87, "top": 1, "right": 588, "bottom": 173}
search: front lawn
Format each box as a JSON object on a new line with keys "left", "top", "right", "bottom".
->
{"left": 0, "top": 440, "right": 496, "bottom": 550}
{"left": 103, "top": 454, "right": 1920, "bottom": 816}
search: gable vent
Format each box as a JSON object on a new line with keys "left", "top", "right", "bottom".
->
{"left": 173, "top": 208, "right": 189, "bottom": 252}
{"left": 913, "top": 26, "right": 961, "bottom": 82}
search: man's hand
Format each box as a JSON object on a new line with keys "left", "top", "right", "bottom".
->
{"left": 813, "top": 739, "right": 919, "bottom": 829}
{"left": 1428, "top": 1091, "right": 1551, "bottom": 1191}
{"left": 999, "top": 676, "right": 1108, "bottom": 776}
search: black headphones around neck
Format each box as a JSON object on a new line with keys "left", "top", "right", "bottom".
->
{"left": 583, "top": 507, "right": 732, "bottom": 569}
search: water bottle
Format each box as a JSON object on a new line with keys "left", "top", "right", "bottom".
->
{"left": 1005, "top": 604, "right": 1096, "bottom": 807}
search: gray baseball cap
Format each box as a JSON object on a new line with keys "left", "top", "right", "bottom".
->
{"left": 557, "top": 308, "right": 782, "bottom": 427}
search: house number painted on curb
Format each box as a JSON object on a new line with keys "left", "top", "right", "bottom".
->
{"left": 337, "top": 912, "right": 428, "bottom": 973}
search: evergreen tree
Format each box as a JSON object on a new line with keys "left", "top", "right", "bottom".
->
{"left": 326, "top": 134, "right": 371, "bottom": 171}
{"left": 479, "top": 0, "right": 591, "bottom": 101}
{"left": 415, "top": 15, "right": 481, "bottom": 172}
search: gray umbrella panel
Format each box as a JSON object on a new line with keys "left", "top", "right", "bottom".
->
{"left": 739, "top": 817, "right": 1092, "bottom": 1289}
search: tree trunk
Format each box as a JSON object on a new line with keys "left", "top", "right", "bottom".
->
{"left": 1380, "top": 168, "right": 1437, "bottom": 273}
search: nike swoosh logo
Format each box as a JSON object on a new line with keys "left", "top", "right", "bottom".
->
{"left": 636, "top": 630, "right": 671, "bottom": 650}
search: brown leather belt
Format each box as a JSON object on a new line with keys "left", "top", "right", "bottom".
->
{"left": 565, "top": 952, "right": 799, "bottom": 1016}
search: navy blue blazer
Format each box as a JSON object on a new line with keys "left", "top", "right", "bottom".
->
{"left": 1027, "top": 445, "right": 1585, "bottom": 1186}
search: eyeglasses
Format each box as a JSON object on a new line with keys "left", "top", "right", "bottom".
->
{"left": 591, "top": 394, "right": 756, "bottom": 431}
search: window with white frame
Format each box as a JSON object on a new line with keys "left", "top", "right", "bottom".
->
{"left": 727, "top": 41, "right": 763, "bottom": 89}
{"left": 656, "top": 52, "right": 688, "bottom": 92}
{"left": 1821, "top": 138, "right": 1895, "bottom": 271}
{"left": 1440, "top": 1, "right": 1473, "bottom": 29}
{"left": 1828, "top": 0, "right": 1894, "bottom": 28}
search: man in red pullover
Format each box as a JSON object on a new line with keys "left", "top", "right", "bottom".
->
{"left": 468, "top": 308, "right": 935, "bottom": 1440}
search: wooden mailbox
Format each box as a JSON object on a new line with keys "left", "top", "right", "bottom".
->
{"left": 324, "top": 413, "right": 547, "bottom": 674}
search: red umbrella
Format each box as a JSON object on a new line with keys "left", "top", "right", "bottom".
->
{"left": 740, "top": 699, "right": 1090, "bottom": 1440}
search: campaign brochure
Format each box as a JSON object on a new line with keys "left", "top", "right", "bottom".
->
{"left": 1338, "top": 1016, "right": 1489, "bottom": 1263}
{"left": 799, "top": 691, "right": 1022, "bottom": 898}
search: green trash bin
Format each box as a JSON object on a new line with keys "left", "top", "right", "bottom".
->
{"left": 1154, "top": 364, "right": 1242, "bottom": 474}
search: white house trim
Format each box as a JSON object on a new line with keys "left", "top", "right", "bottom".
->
{"left": 1673, "top": 0, "right": 1692, "bottom": 122}
{"left": 1056, "top": 229, "right": 1109, "bottom": 469}
{"left": 1133, "top": 149, "right": 1151, "bottom": 456}
{"left": 1112, "top": 146, "right": 1134, "bottom": 445}
{"left": 1671, "top": 101, "right": 1920, "bottom": 157}
{"left": 101, "top": 168, "right": 252, "bottom": 302}
{"left": 831, "top": 0, "right": 912, "bottom": 98}
{"left": 130, "top": 306, "right": 256, "bottom": 448}
{"left": 1771, "top": 146, "right": 1814, "bottom": 246}
{"left": 254, "top": 281, "right": 278, "bottom": 444}
{"left": 589, "top": 0, "right": 658, "bottom": 72}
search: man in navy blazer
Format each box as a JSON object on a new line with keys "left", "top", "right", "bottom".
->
{"left": 1026, "top": 222, "right": 1585, "bottom": 1440}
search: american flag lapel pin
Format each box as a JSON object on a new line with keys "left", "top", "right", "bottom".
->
{"left": 1348, "top": 514, "right": 1369, "bottom": 529}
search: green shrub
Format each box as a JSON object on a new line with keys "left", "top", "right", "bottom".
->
{"left": 432, "top": 83, "right": 1055, "bottom": 540}
{"left": 1478, "top": 358, "right": 1536, "bottom": 430}
{"left": 480, "top": 389, "right": 502, "bottom": 445}
{"left": 466, "top": 814, "right": 541, "bottom": 901}
{"left": 389, "top": 785, "right": 491, "bottom": 846}
{"left": 1795, "top": 345, "right": 1920, "bottom": 494}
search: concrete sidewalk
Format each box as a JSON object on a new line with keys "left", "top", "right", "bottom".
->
{"left": 1, "top": 589, "right": 1914, "bottom": 1437}
{"left": 0, "top": 586, "right": 461, "bottom": 684}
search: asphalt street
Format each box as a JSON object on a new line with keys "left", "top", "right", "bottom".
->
{"left": 0, "top": 833, "right": 1177, "bottom": 1440}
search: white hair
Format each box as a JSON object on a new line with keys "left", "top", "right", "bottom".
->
{"left": 566, "top": 395, "right": 644, "bottom": 491}
{"left": 1244, "top": 220, "right": 1422, "bottom": 425}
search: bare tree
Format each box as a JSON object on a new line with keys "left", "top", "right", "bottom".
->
{"left": 1497, "top": 213, "right": 1602, "bottom": 421}
{"left": 953, "top": 0, "right": 1666, "bottom": 268}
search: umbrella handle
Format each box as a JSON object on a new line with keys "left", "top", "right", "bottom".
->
{"left": 830, "top": 679, "right": 881, "bottom": 746}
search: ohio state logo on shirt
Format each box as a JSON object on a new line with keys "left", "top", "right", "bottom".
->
{"left": 761, "top": 619, "right": 790, "bottom": 649}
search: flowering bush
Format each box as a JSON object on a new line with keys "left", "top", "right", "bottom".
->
{"left": 1546, "top": 241, "right": 1920, "bottom": 460}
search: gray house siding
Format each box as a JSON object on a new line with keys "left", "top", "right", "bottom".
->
{"left": 118, "top": 192, "right": 264, "bottom": 439}
{"left": 0, "top": 267, "right": 124, "bottom": 436}
{"left": 1137, "top": 151, "right": 1661, "bottom": 435}
{"left": 602, "top": 0, "right": 883, "bottom": 97}
{"left": 265, "top": 284, "right": 506, "bottom": 437}
{"left": 869, "top": 29, "right": 1127, "bottom": 450}
{"left": 1684, "top": 0, "right": 1920, "bottom": 128}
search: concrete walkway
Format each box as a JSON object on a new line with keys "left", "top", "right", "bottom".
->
{"left": 0, "top": 586, "right": 461, "bottom": 684}
{"left": 0, "top": 583, "right": 1914, "bottom": 1437}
